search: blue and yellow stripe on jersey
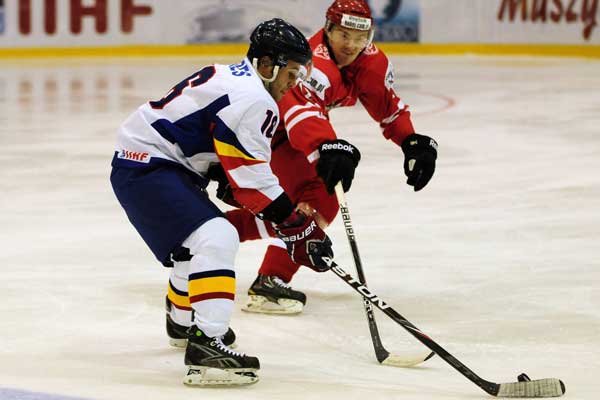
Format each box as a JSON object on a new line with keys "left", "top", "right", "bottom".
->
{"left": 213, "top": 119, "right": 265, "bottom": 165}
{"left": 167, "top": 280, "right": 192, "bottom": 311}
{"left": 188, "top": 269, "right": 236, "bottom": 303}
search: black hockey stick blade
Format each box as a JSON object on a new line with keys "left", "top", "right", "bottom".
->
{"left": 325, "top": 259, "right": 565, "bottom": 398}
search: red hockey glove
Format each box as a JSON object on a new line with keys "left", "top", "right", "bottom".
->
{"left": 275, "top": 210, "right": 334, "bottom": 272}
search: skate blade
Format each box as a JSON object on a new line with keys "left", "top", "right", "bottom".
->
{"left": 169, "top": 338, "right": 237, "bottom": 349}
{"left": 242, "top": 295, "right": 303, "bottom": 315}
{"left": 183, "top": 366, "right": 259, "bottom": 387}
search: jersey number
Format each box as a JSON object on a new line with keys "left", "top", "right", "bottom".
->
{"left": 261, "top": 109, "right": 278, "bottom": 138}
{"left": 149, "top": 66, "right": 216, "bottom": 110}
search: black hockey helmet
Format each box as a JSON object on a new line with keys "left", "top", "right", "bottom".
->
{"left": 247, "top": 18, "right": 312, "bottom": 67}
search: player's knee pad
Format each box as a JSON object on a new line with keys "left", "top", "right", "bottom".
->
{"left": 183, "top": 217, "right": 240, "bottom": 267}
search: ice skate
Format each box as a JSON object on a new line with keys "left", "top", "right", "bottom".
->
{"left": 242, "top": 275, "right": 306, "bottom": 315}
{"left": 166, "top": 297, "right": 235, "bottom": 348}
{"left": 183, "top": 326, "right": 259, "bottom": 386}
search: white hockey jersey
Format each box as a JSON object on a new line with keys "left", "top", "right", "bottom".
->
{"left": 112, "top": 58, "right": 283, "bottom": 214}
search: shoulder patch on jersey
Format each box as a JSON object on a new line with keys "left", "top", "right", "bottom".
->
{"left": 363, "top": 43, "right": 379, "bottom": 56}
{"left": 303, "top": 67, "right": 331, "bottom": 101}
{"left": 313, "top": 44, "right": 330, "bottom": 60}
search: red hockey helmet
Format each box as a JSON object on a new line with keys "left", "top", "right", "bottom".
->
{"left": 325, "top": 0, "right": 373, "bottom": 31}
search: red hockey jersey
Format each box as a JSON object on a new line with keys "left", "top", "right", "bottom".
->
{"left": 276, "top": 29, "right": 415, "bottom": 162}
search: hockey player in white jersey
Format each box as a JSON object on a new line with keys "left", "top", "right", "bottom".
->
{"left": 110, "top": 18, "right": 334, "bottom": 386}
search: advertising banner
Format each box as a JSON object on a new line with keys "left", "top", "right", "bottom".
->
{"left": 182, "top": 0, "right": 327, "bottom": 43}
{"left": 495, "top": 0, "right": 599, "bottom": 43}
{"left": 421, "top": 0, "right": 600, "bottom": 44}
{"left": 0, "top": 0, "right": 420, "bottom": 48}
{"left": 370, "top": 0, "right": 420, "bottom": 42}
{"left": 0, "top": 0, "right": 158, "bottom": 47}
{"left": 0, "top": 0, "right": 598, "bottom": 49}
{"left": 182, "top": 0, "right": 420, "bottom": 44}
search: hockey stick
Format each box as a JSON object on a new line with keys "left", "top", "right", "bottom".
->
{"left": 324, "top": 259, "right": 566, "bottom": 397}
{"left": 335, "top": 183, "right": 434, "bottom": 367}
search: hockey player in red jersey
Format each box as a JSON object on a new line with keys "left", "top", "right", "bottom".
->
{"left": 221, "top": 0, "right": 438, "bottom": 314}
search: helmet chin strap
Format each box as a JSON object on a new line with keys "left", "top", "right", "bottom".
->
{"left": 252, "top": 58, "right": 280, "bottom": 87}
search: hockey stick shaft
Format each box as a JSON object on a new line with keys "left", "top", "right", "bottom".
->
{"left": 325, "top": 260, "right": 564, "bottom": 397}
{"left": 334, "top": 184, "right": 390, "bottom": 362}
{"left": 335, "top": 183, "right": 434, "bottom": 366}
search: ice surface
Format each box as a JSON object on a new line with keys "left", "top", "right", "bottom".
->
{"left": 1, "top": 55, "right": 599, "bottom": 399}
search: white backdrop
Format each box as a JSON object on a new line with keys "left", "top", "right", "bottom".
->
{"left": 0, "top": 0, "right": 329, "bottom": 47}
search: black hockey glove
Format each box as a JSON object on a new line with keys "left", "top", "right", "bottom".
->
{"left": 275, "top": 210, "right": 334, "bottom": 272}
{"left": 206, "top": 163, "right": 242, "bottom": 208}
{"left": 401, "top": 133, "right": 438, "bottom": 192}
{"left": 316, "top": 139, "right": 361, "bottom": 194}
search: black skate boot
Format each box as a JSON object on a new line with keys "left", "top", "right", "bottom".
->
{"left": 166, "top": 297, "right": 236, "bottom": 348}
{"left": 242, "top": 275, "right": 306, "bottom": 315}
{"left": 183, "top": 326, "right": 259, "bottom": 386}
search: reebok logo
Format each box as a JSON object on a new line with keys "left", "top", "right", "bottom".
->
{"left": 409, "top": 138, "right": 438, "bottom": 151}
{"left": 321, "top": 143, "right": 354, "bottom": 153}
{"left": 430, "top": 139, "right": 439, "bottom": 150}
